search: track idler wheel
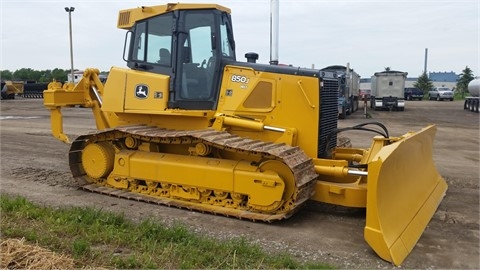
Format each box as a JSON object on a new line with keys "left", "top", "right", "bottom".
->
{"left": 81, "top": 142, "right": 115, "bottom": 179}
{"left": 247, "top": 160, "right": 296, "bottom": 213}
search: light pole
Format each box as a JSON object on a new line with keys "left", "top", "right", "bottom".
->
{"left": 65, "top": 7, "right": 75, "bottom": 83}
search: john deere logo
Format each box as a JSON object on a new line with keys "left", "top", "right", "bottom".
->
{"left": 135, "top": 84, "right": 149, "bottom": 99}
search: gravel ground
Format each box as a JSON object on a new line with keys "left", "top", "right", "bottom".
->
{"left": 1, "top": 97, "right": 478, "bottom": 268}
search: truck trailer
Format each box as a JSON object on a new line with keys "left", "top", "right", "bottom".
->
{"left": 370, "top": 70, "right": 408, "bottom": 111}
{"left": 464, "top": 78, "right": 479, "bottom": 112}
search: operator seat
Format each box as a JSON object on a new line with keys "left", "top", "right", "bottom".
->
{"left": 158, "top": 48, "right": 171, "bottom": 66}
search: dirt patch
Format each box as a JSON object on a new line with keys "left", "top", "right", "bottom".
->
{"left": 1, "top": 98, "right": 479, "bottom": 269}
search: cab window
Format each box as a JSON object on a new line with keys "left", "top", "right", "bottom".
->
{"left": 131, "top": 13, "right": 173, "bottom": 66}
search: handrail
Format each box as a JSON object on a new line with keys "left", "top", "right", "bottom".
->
{"left": 297, "top": 80, "right": 315, "bottom": 108}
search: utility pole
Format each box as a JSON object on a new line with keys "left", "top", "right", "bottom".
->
{"left": 65, "top": 7, "right": 75, "bottom": 83}
{"left": 424, "top": 48, "right": 428, "bottom": 76}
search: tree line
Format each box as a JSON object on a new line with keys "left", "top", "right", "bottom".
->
{"left": 414, "top": 66, "right": 475, "bottom": 97}
{"left": 1, "top": 68, "right": 109, "bottom": 83}
{"left": 2, "top": 66, "right": 475, "bottom": 96}
{"left": 1, "top": 68, "right": 70, "bottom": 83}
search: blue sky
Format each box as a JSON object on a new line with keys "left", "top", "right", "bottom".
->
{"left": 1, "top": 0, "right": 478, "bottom": 78}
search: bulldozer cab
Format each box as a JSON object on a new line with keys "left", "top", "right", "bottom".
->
{"left": 123, "top": 6, "right": 236, "bottom": 110}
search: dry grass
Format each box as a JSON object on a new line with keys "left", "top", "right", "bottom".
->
{"left": 1, "top": 238, "right": 74, "bottom": 269}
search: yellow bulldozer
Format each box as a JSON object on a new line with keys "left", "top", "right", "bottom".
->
{"left": 1, "top": 80, "right": 48, "bottom": 99}
{"left": 1, "top": 81, "right": 24, "bottom": 99}
{"left": 43, "top": 3, "right": 447, "bottom": 266}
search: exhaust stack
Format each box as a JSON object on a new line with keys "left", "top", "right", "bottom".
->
{"left": 269, "top": 0, "right": 279, "bottom": 65}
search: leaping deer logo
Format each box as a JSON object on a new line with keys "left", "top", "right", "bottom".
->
{"left": 135, "top": 84, "right": 149, "bottom": 99}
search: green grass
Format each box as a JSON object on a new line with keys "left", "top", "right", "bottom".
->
{"left": 0, "top": 194, "right": 334, "bottom": 269}
{"left": 454, "top": 92, "right": 468, "bottom": 101}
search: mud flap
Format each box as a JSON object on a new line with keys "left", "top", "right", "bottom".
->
{"left": 364, "top": 125, "right": 447, "bottom": 265}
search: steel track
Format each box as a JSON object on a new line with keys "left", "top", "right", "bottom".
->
{"left": 69, "top": 125, "right": 318, "bottom": 222}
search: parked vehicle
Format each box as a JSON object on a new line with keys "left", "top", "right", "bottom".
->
{"left": 359, "top": 89, "right": 371, "bottom": 99}
{"left": 428, "top": 87, "right": 453, "bottom": 101}
{"left": 404, "top": 87, "right": 423, "bottom": 101}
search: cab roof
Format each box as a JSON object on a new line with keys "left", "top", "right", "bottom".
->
{"left": 118, "top": 3, "right": 231, "bottom": 29}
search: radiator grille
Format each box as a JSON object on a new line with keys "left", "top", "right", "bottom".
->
{"left": 318, "top": 78, "right": 338, "bottom": 158}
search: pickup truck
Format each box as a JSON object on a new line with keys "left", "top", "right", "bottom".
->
{"left": 404, "top": 87, "right": 424, "bottom": 100}
{"left": 428, "top": 87, "right": 454, "bottom": 101}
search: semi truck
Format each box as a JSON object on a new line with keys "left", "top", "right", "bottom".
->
{"left": 464, "top": 78, "right": 479, "bottom": 112}
{"left": 320, "top": 64, "right": 360, "bottom": 119}
{"left": 370, "top": 70, "right": 408, "bottom": 111}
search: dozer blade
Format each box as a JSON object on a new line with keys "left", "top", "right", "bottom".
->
{"left": 364, "top": 125, "right": 447, "bottom": 266}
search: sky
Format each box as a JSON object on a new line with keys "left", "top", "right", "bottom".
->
{"left": 1, "top": 0, "right": 479, "bottom": 79}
